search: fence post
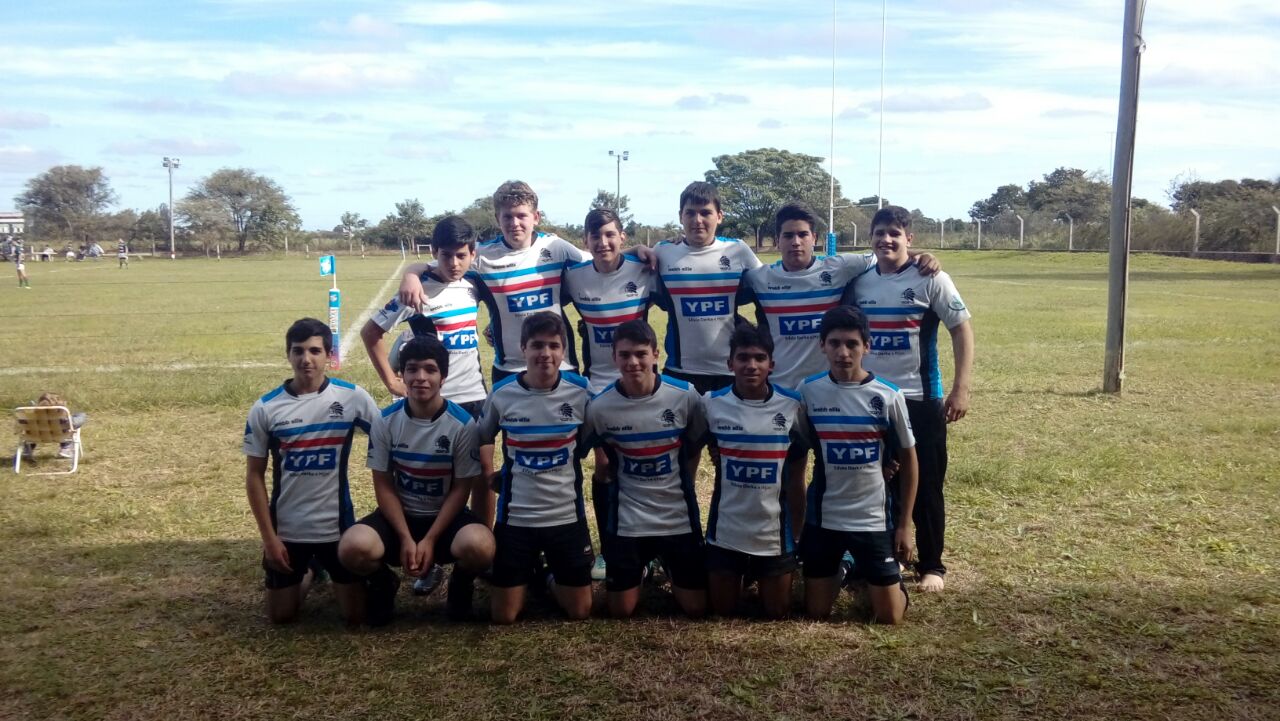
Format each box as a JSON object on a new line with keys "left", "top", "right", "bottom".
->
{"left": 940, "top": 220, "right": 944, "bottom": 249}
{"left": 1016, "top": 214, "right": 1024, "bottom": 249}
{"left": 1189, "top": 209, "right": 1200, "bottom": 257}
{"left": 1066, "top": 213, "right": 1074, "bottom": 252}
{"left": 976, "top": 219, "right": 982, "bottom": 250}
{"left": 1271, "top": 205, "right": 1279, "bottom": 261}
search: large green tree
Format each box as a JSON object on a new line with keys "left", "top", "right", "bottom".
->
{"left": 1169, "top": 176, "right": 1280, "bottom": 252}
{"left": 588, "top": 189, "right": 634, "bottom": 229}
{"left": 969, "top": 184, "right": 1027, "bottom": 223}
{"left": 183, "top": 168, "right": 299, "bottom": 252}
{"left": 705, "top": 148, "right": 845, "bottom": 248}
{"left": 1025, "top": 167, "right": 1110, "bottom": 224}
{"left": 15, "top": 165, "right": 117, "bottom": 243}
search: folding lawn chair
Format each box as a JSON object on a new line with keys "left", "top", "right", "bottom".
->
{"left": 13, "top": 406, "right": 83, "bottom": 474}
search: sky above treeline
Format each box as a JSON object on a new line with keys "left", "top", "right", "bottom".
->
{"left": 2, "top": 0, "right": 1277, "bottom": 229}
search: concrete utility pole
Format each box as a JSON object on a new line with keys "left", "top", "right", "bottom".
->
{"left": 940, "top": 219, "right": 945, "bottom": 248}
{"left": 976, "top": 219, "right": 982, "bottom": 250}
{"left": 1016, "top": 214, "right": 1025, "bottom": 249}
{"left": 1103, "top": 0, "right": 1146, "bottom": 394}
{"left": 1066, "top": 213, "right": 1074, "bottom": 252}
{"left": 828, "top": 0, "right": 838, "bottom": 256}
{"left": 608, "top": 150, "right": 629, "bottom": 212}
{"left": 1271, "top": 206, "right": 1279, "bottom": 259}
{"left": 163, "top": 156, "right": 180, "bottom": 259}
{"left": 1189, "top": 209, "right": 1201, "bottom": 256}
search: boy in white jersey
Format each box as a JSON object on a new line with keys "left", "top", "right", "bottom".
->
{"left": 243, "top": 318, "right": 380, "bottom": 624}
{"left": 476, "top": 312, "right": 595, "bottom": 623}
{"left": 800, "top": 306, "right": 918, "bottom": 624}
{"left": 653, "top": 181, "right": 763, "bottom": 394}
{"left": 338, "top": 336, "right": 496, "bottom": 625}
{"left": 581, "top": 320, "right": 708, "bottom": 618}
{"left": 743, "top": 203, "right": 940, "bottom": 390}
{"left": 698, "top": 323, "right": 808, "bottom": 619}
{"left": 116, "top": 238, "right": 128, "bottom": 269}
{"left": 840, "top": 205, "right": 973, "bottom": 593}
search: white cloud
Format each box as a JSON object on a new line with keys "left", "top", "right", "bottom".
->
{"left": 0, "top": 111, "right": 52, "bottom": 130}
{"left": 0, "top": 145, "right": 63, "bottom": 173}
{"left": 869, "top": 92, "right": 992, "bottom": 113}
{"left": 105, "top": 138, "right": 243, "bottom": 156}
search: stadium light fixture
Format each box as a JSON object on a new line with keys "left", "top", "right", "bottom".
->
{"left": 162, "top": 157, "right": 180, "bottom": 260}
{"left": 608, "top": 150, "right": 629, "bottom": 214}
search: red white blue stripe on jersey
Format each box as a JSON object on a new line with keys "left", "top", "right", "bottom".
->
{"left": 660, "top": 271, "right": 742, "bottom": 297}
{"left": 714, "top": 432, "right": 791, "bottom": 460}
{"left": 862, "top": 306, "right": 924, "bottom": 329}
{"left": 500, "top": 423, "right": 579, "bottom": 449}
{"left": 390, "top": 450, "right": 452, "bottom": 479}
{"left": 276, "top": 421, "right": 354, "bottom": 450}
{"left": 575, "top": 296, "right": 648, "bottom": 326}
{"left": 605, "top": 427, "right": 683, "bottom": 457}
{"left": 477, "top": 262, "right": 563, "bottom": 295}
{"left": 809, "top": 414, "right": 888, "bottom": 442}
{"left": 754, "top": 285, "right": 845, "bottom": 315}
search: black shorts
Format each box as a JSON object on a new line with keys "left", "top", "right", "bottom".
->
{"left": 491, "top": 519, "right": 595, "bottom": 588}
{"left": 491, "top": 367, "right": 518, "bottom": 385}
{"left": 456, "top": 400, "right": 485, "bottom": 420}
{"left": 602, "top": 532, "right": 707, "bottom": 592}
{"left": 800, "top": 525, "right": 901, "bottom": 587}
{"left": 705, "top": 544, "right": 797, "bottom": 579}
{"left": 355, "top": 507, "right": 483, "bottom": 567}
{"left": 263, "top": 540, "right": 356, "bottom": 589}
{"left": 662, "top": 368, "right": 733, "bottom": 396}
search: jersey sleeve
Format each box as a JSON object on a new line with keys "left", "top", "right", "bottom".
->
{"left": 369, "top": 292, "right": 418, "bottom": 332}
{"left": 475, "top": 395, "right": 500, "bottom": 445}
{"left": 887, "top": 391, "right": 916, "bottom": 450}
{"left": 551, "top": 235, "right": 589, "bottom": 265}
{"left": 580, "top": 397, "right": 605, "bottom": 452}
{"left": 736, "top": 242, "right": 763, "bottom": 271}
{"left": 243, "top": 402, "right": 270, "bottom": 458}
{"left": 928, "top": 271, "right": 972, "bottom": 329}
{"left": 682, "top": 389, "right": 707, "bottom": 444}
{"left": 352, "top": 387, "right": 379, "bottom": 434}
{"left": 842, "top": 252, "right": 875, "bottom": 279}
{"left": 366, "top": 412, "right": 392, "bottom": 472}
{"left": 453, "top": 421, "right": 482, "bottom": 478}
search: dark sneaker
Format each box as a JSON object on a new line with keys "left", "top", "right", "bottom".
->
{"left": 366, "top": 567, "right": 401, "bottom": 627}
{"left": 445, "top": 569, "right": 477, "bottom": 621}
{"left": 411, "top": 564, "right": 444, "bottom": 596}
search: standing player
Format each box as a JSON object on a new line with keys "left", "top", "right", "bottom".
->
{"left": 476, "top": 312, "right": 595, "bottom": 624}
{"left": 243, "top": 318, "right": 380, "bottom": 624}
{"left": 337, "top": 336, "right": 496, "bottom": 624}
{"left": 800, "top": 306, "right": 917, "bottom": 624}
{"left": 581, "top": 320, "right": 708, "bottom": 618}
{"left": 117, "top": 238, "right": 129, "bottom": 269}
{"left": 841, "top": 205, "right": 974, "bottom": 593}
{"left": 14, "top": 239, "right": 30, "bottom": 288}
{"left": 652, "top": 181, "right": 763, "bottom": 394}
{"left": 699, "top": 323, "right": 808, "bottom": 619}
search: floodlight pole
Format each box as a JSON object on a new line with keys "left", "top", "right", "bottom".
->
{"left": 1189, "top": 209, "right": 1200, "bottom": 256}
{"left": 1103, "top": 0, "right": 1146, "bottom": 394}
{"left": 828, "top": 0, "right": 837, "bottom": 246}
{"left": 1016, "top": 214, "right": 1024, "bottom": 248}
{"left": 608, "top": 150, "right": 629, "bottom": 213}
{"left": 940, "top": 219, "right": 945, "bottom": 248}
{"left": 975, "top": 219, "right": 982, "bottom": 250}
{"left": 876, "top": 0, "right": 886, "bottom": 210}
{"left": 163, "top": 156, "right": 180, "bottom": 259}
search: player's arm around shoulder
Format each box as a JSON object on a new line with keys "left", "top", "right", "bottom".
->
{"left": 398, "top": 263, "right": 432, "bottom": 308}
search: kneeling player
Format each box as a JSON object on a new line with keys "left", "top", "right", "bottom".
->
{"left": 243, "top": 318, "right": 380, "bottom": 624}
{"left": 699, "top": 323, "right": 808, "bottom": 619}
{"left": 582, "top": 320, "right": 708, "bottom": 618}
{"left": 799, "top": 306, "right": 917, "bottom": 624}
{"left": 477, "top": 312, "right": 595, "bottom": 624}
{"left": 338, "top": 335, "right": 495, "bottom": 625}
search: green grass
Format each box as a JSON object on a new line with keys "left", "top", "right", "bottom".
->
{"left": 1, "top": 251, "right": 1278, "bottom": 720}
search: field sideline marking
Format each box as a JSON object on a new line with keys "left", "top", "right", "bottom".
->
{"left": 338, "top": 258, "right": 407, "bottom": 364}
{"left": 0, "top": 361, "right": 279, "bottom": 376}
{"left": 978, "top": 278, "right": 1274, "bottom": 305}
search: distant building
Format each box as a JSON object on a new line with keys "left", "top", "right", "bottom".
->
{"left": 0, "top": 211, "right": 25, "bottom": 236}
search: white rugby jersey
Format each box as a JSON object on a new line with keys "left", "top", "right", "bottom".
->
{"left": 370, "top": 268, "right": 487, "bottom": 404}
{"left": 367, "top": 399, "right": 482, "bottom": 518}
{"left": 116, "top": 240, "right": 127, "bottom": 257}
{"left": 475, "top": 371, "right": 591, "bottom": 527}
{"left": 563, "top": 256, "right": 654, "bottom": 394}
{"left": 800, "top": 372, "right": 915, "bottom": 532}
{"left": 654, "top": 237, "right": 762, "bottom": 376}
{"left": 842, "top": 263, "right": 971, "bottom": 400}
{"left": 472, "top": 232, "right": 588, "bottom": 373}
{"left": 742, "top": 253, "right": 875, "bottom": 389}
{"left": 700, "top": 383, "right": 807, "bottom": 556}
{"left": 243, "top": 378, "right": 379, "bottom": 544}
{"left": 581, "top": 374, "right": 707, "bottom": 537}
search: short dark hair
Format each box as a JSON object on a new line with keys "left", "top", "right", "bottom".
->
{"left": 431, "top": 215, "right": 476, "bottom": 252}
{"left": 679, "top": 181, "right": 722, "bottom": 213}
{"left": 819, "top": 305, "right": 871, "bottom": 344}
{"left": 612, "top": 319, "right": 658, "bottom": 352}
{"left": 585, "top": 208, "right": 623, "bottom": 238}
{"left": 520, "top": 311, "right": 567, "bottom": 347}
{"left": 285, "top": 318, "right": 332, "bottom": 354}
{"left": 871, "top": 205, "right": 913, "bottom": 232}
{"left": 729, "top": 321, "right": 774, "bottom": 359}
{"left": 775, "top": 202, "right": 820, "bottom": 237}
{"left": 396, "top": 335, "right": 450, "bottom": 378}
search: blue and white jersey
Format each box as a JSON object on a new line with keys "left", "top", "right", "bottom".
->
{"left": 653, "top": 237, "right": 762, "bottom": 376}
{"left": 800, "top": 372, "right": 915, "bottom": 532}
{"left": 563, "top": 256, "right": 654, "bottom": 394}
{"left": 243, "top": 378, "right": 379, "bottom": 544}
{"left": 581, "top": 374, "right": 706, "bottom": 537}
{"left": 370, "top": 267, "right": 487, "bottom": 405}
{"left": 475, "top": 371, "right": 591, "bottom": 527}
{"left": 741, "top": 253, "right": 875, "bottom": 389}
{"left": 367, "top": 399, "right": 482, "bottom": 518}
{"left": 472, "top": 232, "right": 588, "bottom": 373}
{"left": 700, "top": 383, "right": 807, "bottom": 556}
{"left": 841, "top": 263, "right": 971, "bottom": 401}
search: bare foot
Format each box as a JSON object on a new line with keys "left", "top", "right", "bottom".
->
{"left": 918, "top": 573, "right": 945, "bottom": 593}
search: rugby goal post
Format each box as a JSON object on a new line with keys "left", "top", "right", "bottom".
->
{"left": 413, "top": 243, "right": 431, "bottom": 258}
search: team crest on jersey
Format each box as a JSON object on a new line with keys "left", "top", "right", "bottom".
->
{"left": 949, "top": 298, "right": 966, "bottom": 311}
{"left": 623, "top": 281, "right": 639, "bottom": 295}
{"left": 328, "top": 402, "right": 345, "bottom": 419}
{"left": 539, "top": 248, "right": 553, "bottom": 262}
{"left": 901, "top": 288, "right": 917, "bottom": 303}
{"left": 718, "top": 255, "right": 731, "bottom": 270}
{"left": 557, "top": 402, "right": 575, "bottom": 421}
{"left": 660, "top": 408, "right": 676, "bottom": 427}
{"left": 869, "top": 396, "right": 885, "bottom": 417}
{"left": 771, "top": 413, "right": 788, "bottom": 430}
{"left": 435, "top": 436, "right": 451, "bottom": 453}
{"left": 819, "top": 271, "right": 833, "bottom": 285}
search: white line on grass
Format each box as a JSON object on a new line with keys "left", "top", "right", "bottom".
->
{"left": 978, "top": 278, "right": 1274, "bottom": 305}
{"left": 337, "top": 259, "right": 406, "bottom": 363}
{"left": 0, "top": 361, "right": 280, "bottom": 376}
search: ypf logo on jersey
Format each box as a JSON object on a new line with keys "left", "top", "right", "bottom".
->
{"left": 515, "top": 448, "right": 570, "bottom": 470}
{"left": 507, "top": 289, "right": 554, "bottom": 312}
{"left": 443, "top": 329, "right": 479, "bottom": 349}
{"left": 679, "top": 296, "right": 730, "bottom": 317}
{"left": 285, "top": 448, "right": 338, "bottom": 472}
{"left": 435, "top": 436, "right": 451, "bottom": 453}
{"left": 871, "top": 332, "right": 910, "bottom": 351}
{"left": 328, "top": 402, "right": 345, "bottom": 419}
{"left": 726, "top": 460, "right": 778, "bottom": 484}
{"left": 826, "top": 441, "right": 880, "bottom": 466}
{"left": 591, "top": 325, "right": 617, "bottom": 346}
{"left": 623, "top": 454, "right": 672, "bottom": 477}
{"left": 779, "top": 313, "right": 822, "bottom": 336}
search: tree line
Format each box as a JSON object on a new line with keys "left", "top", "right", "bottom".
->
{"left": 12, "top": 152, "right": 1280, "bottom": 255}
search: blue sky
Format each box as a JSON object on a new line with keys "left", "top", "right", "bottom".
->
{"left": 2, "top": 0, "right": 1277, "bottom": 229}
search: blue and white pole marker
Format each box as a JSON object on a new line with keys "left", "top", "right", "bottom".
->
{"left": 319, "top": 255, "right": 341, "bottom": 369}
{"left": 826, "top": 231, "right": 838, "bottom": 257}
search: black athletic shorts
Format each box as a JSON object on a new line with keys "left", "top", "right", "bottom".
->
{"left": 705, "top": 543, "right": 798, "bottom": 579}
{"left": 800, "top": 525, "right": 901, "bottom": 586}
{"left": 601, "top": 532, "right": 707, "bottom": 592}
{"left": 457, "top": 400, "right": 485, "bottom": 419}
{"left": 662, "top": 368, "right": 733, "bottom": 396}
{"left": 263, "top": 540, "right": 356, "bottom": 589}
{"left": 355, "top": 507, "right": 484, "bottom": 567}
{"left": 491, "top": 519, "right": 594, "bottom": 588}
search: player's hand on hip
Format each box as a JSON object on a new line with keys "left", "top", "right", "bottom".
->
{"left": 397, "top": 273, "right": 426, "bottom": 311}
{"left": 263, "top": 537, "right": 292, "bottom": 574}
{"left": 944, "top": 388, "right": 969, "bottom": 423}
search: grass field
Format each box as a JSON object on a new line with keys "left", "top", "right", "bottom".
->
{"left": 1, "top": 251, "right": 1278, "bottom": 720}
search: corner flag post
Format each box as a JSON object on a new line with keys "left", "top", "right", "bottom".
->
{"left": 320, "top": 254, "right": 341, "bottom": 370}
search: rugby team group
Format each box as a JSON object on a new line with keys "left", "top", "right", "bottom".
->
{"left": 243, "top": 180, "right": 975, "bottom": 627}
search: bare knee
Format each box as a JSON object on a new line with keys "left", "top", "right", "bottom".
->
{"left": 452, "top": 526, "right": 496, "bottom": 572}
{"left": 338, "top": 527, "right": 383, "bottom": 575}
